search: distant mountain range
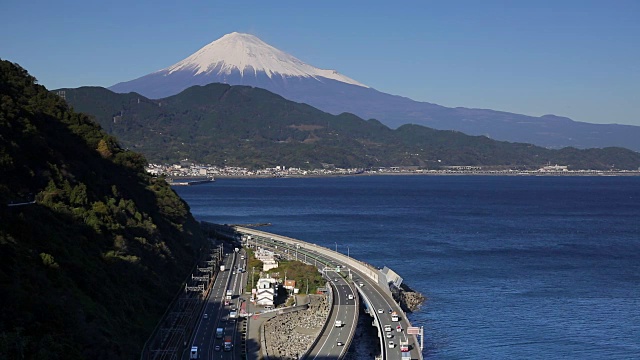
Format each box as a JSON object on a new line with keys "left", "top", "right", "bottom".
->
{"left": 60, "top": 84, "right": 640, "bottom": 170}
{"left": 109, "top": 32, "right": 640, "bottom": 152}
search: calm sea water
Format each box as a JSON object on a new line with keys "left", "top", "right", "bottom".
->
{"left": 174, "top": 176, "right": 640, "bottom": 359}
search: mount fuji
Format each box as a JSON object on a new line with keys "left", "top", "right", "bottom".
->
{"left": 109, "top": 32, "right": 640, "bottom": 151}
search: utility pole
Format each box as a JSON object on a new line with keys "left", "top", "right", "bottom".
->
{"left": 252, "top": 266, "right": 255, "bottom": 294}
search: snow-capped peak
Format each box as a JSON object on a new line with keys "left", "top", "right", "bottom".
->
{"left": 164, "top": 32, "right": 368, "bottom": 88}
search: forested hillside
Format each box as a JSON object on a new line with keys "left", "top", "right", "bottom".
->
{"left": 0, "top": 60, "right": 205, "bottom": 359}
{"left": 62, "top": 84, "right": 640, "bottom": 170}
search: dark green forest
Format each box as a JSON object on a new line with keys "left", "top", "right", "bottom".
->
{"left": 1, "top": 60, "right": 206, "bottom": 359}
{"left": 61, "top": 84, "right": 640, "bottom": 170}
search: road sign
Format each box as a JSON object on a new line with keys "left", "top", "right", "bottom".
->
{"left": 407, "top": 326, "right": 420, "bottom": 335}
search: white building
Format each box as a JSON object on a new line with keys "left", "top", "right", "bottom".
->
{"left": 255, "top": 277, "right": 277, "bottom": 306}
{"left": 539, "top": 164, "right": 568, "bottom": 172}
{"left": 255, "top": 248, "right": 279, "bottom": 272}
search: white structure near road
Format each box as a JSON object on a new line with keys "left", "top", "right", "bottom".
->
{"left": 255, "top": 277, "right": 277, "bottom": 306}
{"left": 255, "top": 248, "right": 279, "bottom": 271}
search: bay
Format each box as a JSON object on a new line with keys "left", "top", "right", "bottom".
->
{"left": 174, "top": 175, "right": 640, "bottom": 359}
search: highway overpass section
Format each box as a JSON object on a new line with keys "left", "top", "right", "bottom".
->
{"left": 222, "top": 225, "right": 425, "bottom": 360}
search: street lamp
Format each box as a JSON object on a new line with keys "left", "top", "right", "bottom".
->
{"left": 347, "top": 245, "right": 351, "bottom": 278}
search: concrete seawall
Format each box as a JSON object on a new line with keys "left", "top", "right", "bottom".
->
{"left": 231, "top": 225, "right": 423, "bottom": 360}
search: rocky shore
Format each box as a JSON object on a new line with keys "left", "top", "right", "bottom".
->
{"left": 262, "top": 294, "right": 330, "bottom": 359}
{"left": 392, "top": 283, "right": 426, "bottom": 313}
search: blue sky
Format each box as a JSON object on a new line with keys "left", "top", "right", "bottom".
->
{"left": 2, "top": 0, "right": 639, "bottom": 126}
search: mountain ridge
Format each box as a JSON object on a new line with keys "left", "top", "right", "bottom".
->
{"left": 159, "top": 32, "right": 367, "bottom": 87}
{"left": 61, "top": 83, "right": 640, "bottom": 171}
{"left": 108, "top": 32, "right": 640, "bottom": 152}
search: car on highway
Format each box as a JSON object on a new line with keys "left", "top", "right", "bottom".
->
{"left": 347, "top": 294, "right": 354, "bottom": 300}
{"left": 388, "top": 340, "right": 395, "bottom": 348}
{"left": 386, "top": 332, "right": 393, "bottom": 338}
{"left": 203, "top": 313, "right": 208, "bottom": 319}
{"left": 378, "top": 308, "right": 384, "bottom": 314}
{"left": 396, "top": 325, "right": 403, "bottom": 332}
{"left": 333, "top": 278, "right": 338, "bottom": 282}
{"left": 384, "top": 325, "right": 392, "bottom": 332}
{"left": 337, "top": 341, "right": 344, "bottom": 346}
{"left": 214, "top": 345, "right": 221, "bottom": 351}
{"left": 358, "top": 282, "right": 364, "bottom": 287}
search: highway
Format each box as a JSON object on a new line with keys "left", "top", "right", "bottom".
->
{"left": 305, "top": 270, "right": 357, "bottom": 360}
{"left": 242, "top": 233, "right": 358, "bottom": 360}
{"left": 187, "top": 246, "right": 248, "bottom": 360}
{"left": 237, "top": 227, "right": 423, "bottom": 360}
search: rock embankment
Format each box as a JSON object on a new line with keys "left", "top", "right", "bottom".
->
{"left": 392, "top": 283, "right": 426, "bottom": 313}
{"left": 263, "top": 294, "right": 330, "bottom": 359}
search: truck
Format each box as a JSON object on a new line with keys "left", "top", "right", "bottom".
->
{"left": 220, "top": 265, "right": 225, "bottom": 272}
{"left": 223, "top": 336, "right": 233, "bottom": 351}
{"left": 400, "top": 338, "right": 409, "bottom": 352}
{"left": 190, "top": 346, "right": 199, "bottom": 359}
{"left": 391, "top": 311, "right": 399, "bottom": 322}
{"left": 226, "top": 289, "right": 233, "bottom": 300}
{"left": 334, "top": 320, "right": 343, "bottom": 327}
{"left": 216, "top": 327, "right": 223, "bottom": 339}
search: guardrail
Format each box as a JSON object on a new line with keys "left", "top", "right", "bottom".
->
{"left": 355, "top": 285, "right": 386, "bottom": 360}
{"left": 226, "top": 225, "right": 423, "bottom": 360}
{"left": 299, "top": 279, "right": 334, "bottom": 360}
{"left": 234, "top": 226, "right": 380, "bottom": 284}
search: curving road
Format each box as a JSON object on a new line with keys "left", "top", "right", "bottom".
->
{"left": 236, "top": 227, "right": 423, "bottom": 360}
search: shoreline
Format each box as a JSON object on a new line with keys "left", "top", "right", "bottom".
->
{"left": 206, "top": 171, "right": 640, "bottom": 180}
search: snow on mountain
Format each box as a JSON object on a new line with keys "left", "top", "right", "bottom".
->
{"left": 107, "top": 32, "right": 640, "bottom": 151}
{"left": 163, "top": 32, "right": 367, "bottom": 88}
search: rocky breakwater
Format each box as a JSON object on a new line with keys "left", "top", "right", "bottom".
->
{"left": 392, "top": 283, "right": 426, "bottom": 313}
{"left": 263, "top": 294, "right": 330, "bottom": 359}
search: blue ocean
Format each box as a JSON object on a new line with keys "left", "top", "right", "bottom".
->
{"left": 174, "top": 176, "right": 640, "bottom": 359}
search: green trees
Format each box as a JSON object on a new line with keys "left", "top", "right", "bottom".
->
{"left": 61, "top": 83, "right": 640, "bottom": 170}
{"left": 0, "top": 59, "right": 205, "bottom": 359}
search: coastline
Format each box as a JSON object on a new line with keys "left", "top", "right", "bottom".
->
{"left": 208, "top": 170, "right": 640, "bottom": 180}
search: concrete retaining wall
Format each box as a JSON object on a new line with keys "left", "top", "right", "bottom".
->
{"left": 235, "top": 227, "right": 380, "bottom": 284}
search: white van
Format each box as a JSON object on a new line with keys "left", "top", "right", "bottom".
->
{"left": 190, "top": 346, "right": 199, "bottom": 359}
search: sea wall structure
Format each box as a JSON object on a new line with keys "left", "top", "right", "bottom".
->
{"left": 206, "top": 223, "right": 424, "bottom": 360}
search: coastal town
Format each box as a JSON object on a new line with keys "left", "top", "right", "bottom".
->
{"left": 145, "top": 161, "right": 640, "bottom": 180}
